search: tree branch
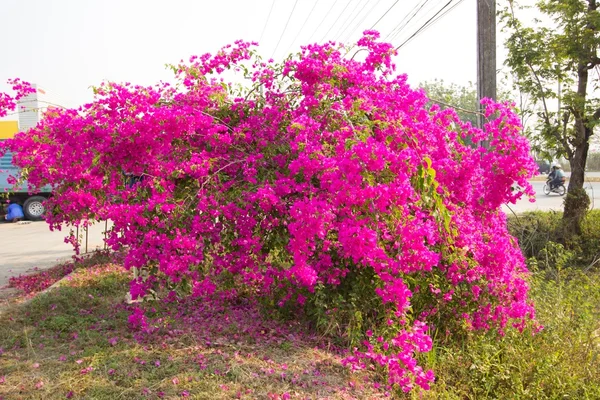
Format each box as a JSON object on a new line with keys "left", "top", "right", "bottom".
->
{"left": 585, "top": 56, "right": 600, "bottom": 69}
{"left": 560, "top": 110, "right": 574, "bottom": 159}
{"left": 508, "top": 2, "right": 553, "bottom": 126}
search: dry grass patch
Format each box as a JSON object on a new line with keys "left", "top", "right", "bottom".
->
{"left": 0, "top": 261, "right": 385, "bottom": 399}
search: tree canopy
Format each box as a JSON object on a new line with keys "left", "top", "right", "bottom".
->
{"left": 502, "top": 0, "right": 600, "bottom": 234}
{"left": 420, "top": 80, "right": 479, "bottom": 126}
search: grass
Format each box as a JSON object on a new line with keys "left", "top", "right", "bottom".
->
{"left": 410, "top": 265, "right": 600, "bottom": 399}
{"left": 3, "top": 211, "right": 600, "bottom": 399}
{"left": 3, "top": 256, "right": 599, "bottom": 400}
{"left": 507, "top": 209, "right": 600, "bottom": 266}
{"left": 402, "top": 212, "right": 600, "bottom": 399}
{"left": 0, "top": 261, "right": 385, "bottom": 399}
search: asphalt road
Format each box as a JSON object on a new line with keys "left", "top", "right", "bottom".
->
{"left": 503, "top": 180, "right": 600, "bottom": 214}
{"left": 0, "top": 221, "right": 108, "bottom": 288}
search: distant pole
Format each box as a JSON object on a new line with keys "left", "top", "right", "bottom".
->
{"left": 477, "top": 0, "right": 497, "bottom": 131}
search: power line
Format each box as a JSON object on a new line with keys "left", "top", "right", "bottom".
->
{"left": 385, "top": 0, "right": 432, "bottom": 43}
{"left": 272, "top": 0, "right": 300, "bottom": 58}
{"left": 259, "top": 0, "right": 277, "bottom": 44}
{"left": 319, "top": 0, "right": 355, "bottom": 43}
{"left": 332, "top": 0, "right": 369, "bottom": 42}
{"left": 416, "top": 0, "right": 466, "bottom": 41}
{"left": 370, "top": 0, "right": 401, "bottom": 30}
{"left": 340, "top": 0, "right": 385, "bottom": 44}
{"left": 307, "top": 0, "right": 341, "bottom": 43}
{"left": 395, "top": 0, "right": 464, "bottom": 50}
{"left": 286, "top": 0, "right": 320, "bottom": 54}
{"left": 394, "top": 0, "right": 447, "bottom": 39}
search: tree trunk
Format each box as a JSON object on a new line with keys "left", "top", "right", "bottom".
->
{"left": 563, "top": 52, "right": 593, "bottom": 239}
{"left": 563, "top": 129, "right": 591, "bottom": 237}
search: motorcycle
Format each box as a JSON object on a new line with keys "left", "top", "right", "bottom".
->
{"left": 543, "top": 176, "right": 566, "bottom": 196}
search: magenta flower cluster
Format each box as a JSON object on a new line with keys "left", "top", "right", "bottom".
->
{"left": 0, "top": 78, "right": 35, "bottom": 118}
{"left": 0, "top": 31, "right": 537, "bottom": 392}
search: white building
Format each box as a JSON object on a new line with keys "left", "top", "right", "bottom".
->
{"left": 17, "top": 84, "right": 61, "bottom": 131}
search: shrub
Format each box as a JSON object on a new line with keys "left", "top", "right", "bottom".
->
{"left": 507, "top": 211, "right": 562, "bottom": 259}
{"left": 1, "top": 32, "right": 537, "bottom": 392}
{"left": 417, "top": 243, "right": 600, "bottom": 399}
{"left": 508, "top": 210, "right": 600, "bottom": 269}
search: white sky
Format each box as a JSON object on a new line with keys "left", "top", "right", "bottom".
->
{"left": 0, "top": 0, "right": 505, "bottom": 109}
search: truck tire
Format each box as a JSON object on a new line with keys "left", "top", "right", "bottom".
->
{"left": 23, "top": 196, "right": 46, "bottom": 221}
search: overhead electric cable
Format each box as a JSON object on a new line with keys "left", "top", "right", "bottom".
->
{"left": 385, "top": 0, "right": 432, "bottom": 42}
{"left": 427, "top": 0, "right": 465, "bottom": 25}
{"left": 395, "top": 0, "right": 460, "bottom": 50}
{"left": 286, "top": 0, "right": 320, "bottom": 53}
{"left": 400, "top": 0, "right": 466, "bottom": 46}
{"left": 332, "top": 0, "right": 369, "bottom": 42}
{"left": 319, "top": 0, "right": 355, "bottom": 43}
{"left": 259, "top": 0, "right": 277, "bottom": 44}
{"left": 307, "top": 0, "right": 341, "bottom": 43}
{"left": 272, "top": 0, "right": 301, "bottom": 58}
{"left": 370, "top": 0, "right": 400, "bottom": 30}
{"left": 340, "top": 0, "right": 385, "bottom": 43}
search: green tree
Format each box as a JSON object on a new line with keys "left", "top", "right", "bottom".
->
{"left": 420, "top": 80, "right": 479, "bottom": 126}
{"left": 502, "top": 0, "right": 600, "bottom": 236}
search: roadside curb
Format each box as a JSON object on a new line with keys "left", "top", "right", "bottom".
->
{"left": 0, "top": 251, "right": 106, "bottom": 314}
{"left": 530, "top": 176, "right": 600, "bottom": 182}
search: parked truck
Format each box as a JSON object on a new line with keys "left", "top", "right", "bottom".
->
{"left": 0, "top": 119, "right": 49, "bottom": 221}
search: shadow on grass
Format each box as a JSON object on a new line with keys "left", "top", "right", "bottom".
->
{"left": 0, "top": 264, "right": 383, "bottom": 400}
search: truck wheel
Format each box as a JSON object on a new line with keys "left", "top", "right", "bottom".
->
{"left": 23, "top": 196, "right": 46, "bottom": 221}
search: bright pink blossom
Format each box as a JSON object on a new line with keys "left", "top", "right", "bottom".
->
{"left": 0, "top": 31, "right": 537, "bottom": 393}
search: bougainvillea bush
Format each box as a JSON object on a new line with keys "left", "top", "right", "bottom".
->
{"left": 0, "top": 31, "right": 538, "bottom": 393}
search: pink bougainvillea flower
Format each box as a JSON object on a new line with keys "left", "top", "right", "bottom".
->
{"left": 0, "top": 30, "right": 537, "bottom": 393}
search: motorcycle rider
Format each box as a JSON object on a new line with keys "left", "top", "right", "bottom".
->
{"left": 548, "top": 165, "right": 565, "bottom": 190}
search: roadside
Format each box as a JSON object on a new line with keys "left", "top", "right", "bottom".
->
{"left": 1, "top": 214, "right": 598, "bottom": 399}
{"left": 531, "top": 171, "right": 600, "bottom": 182}
{"left": 0, "top": 221, "right": 108, "bottom": 290}
{"left": 1, "top": 174, "right": 598, "bottom": 293}
{"left": 530, "top": 176, "right": 600, "bottom": 182}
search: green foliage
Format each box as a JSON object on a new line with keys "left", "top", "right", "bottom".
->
{"left": 507, "top": 211, "right": 563, "bottom": 258}
{"left": 508, "top": 209, "right": 600, "bottom": 267}
{"left": 412, "top": 241, "right": 600, "bottom": 399}
{"left": 501, "top": 0, "right": 600, "bottom": 160}
{"left": 419, "top": 80, "right": 479, "bottom": 126}
{"left": 502, "top": 0, "right": 600, "bottom": 234}
{"left": 420, "top": 211, "right": 600, "bottom": 397}
{"left": 303, "top": 267, "right": 385, "bottom": 348}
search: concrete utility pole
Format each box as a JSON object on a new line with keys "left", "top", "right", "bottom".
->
{"left": 477, "top": 0, "right": 497, "bottom": 130}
